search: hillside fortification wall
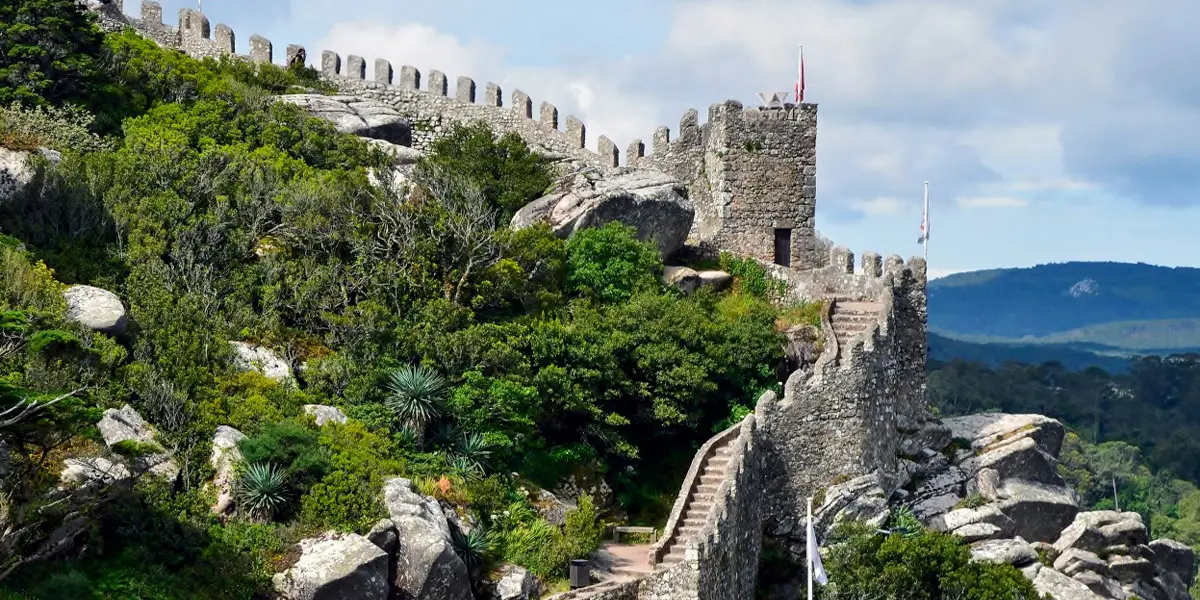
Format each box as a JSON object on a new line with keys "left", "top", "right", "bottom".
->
{"left": 85, "top": 0, "right": 821, "bottom": 268}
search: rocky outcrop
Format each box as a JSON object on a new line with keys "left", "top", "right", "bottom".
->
{"left": 492, "top": 564, "right": 541, "bottom": 600}
{"left": 272, "top": 531, "right": 390, "bottom": 600}
{"left": 210, "top": 425, "right": 246, "bottom": 514}
{"left": 63, "top": 285, "right": 128, "bottom": 336}
{"left": 511, "top": 167, "right": 694, "bottom": 258}
{"left": 379, "top": 477, "right": 473, "bottom": 600}
{"left": 60, "top": 456, "right": 131, "bottom": 487}
{"left": 229, "top": 341, "right": 292, "bottom": 382}
{"left": 662, "top": 266, "right": 734, "bottom": 295}
{"left": 278, "top": 94, "right": 413, "bottom": 145}
{"left": 0, "top": 147, "right": 59, "bottom": 202}
{"left": 907, "top": 413, "right": 1079, "bottom": 543}
{"left": 96, "top": 405, "right": 178, "bottom": 480}
{"left": 303, "top": 404, "right": 348, "bottom": 427}
{"left": 1014, "top": 510, "right": 1197, "bottom": 600}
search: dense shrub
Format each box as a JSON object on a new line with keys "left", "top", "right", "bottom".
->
{"left": 0, "top": 0, "right": 105, "bottom": 107}
{"left": 819, "top": 522, "right": 1044, "bottom": 600}
{"left": 566, "top": 222, "right": 663, "bottom": 303}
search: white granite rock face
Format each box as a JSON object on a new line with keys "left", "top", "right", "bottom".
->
{"left": 229, "top": 341, "right": 292, "bottom": 382}
{"left": 272, "top": 532, "right": 390, "bottom": 600}
{"left": 511, "top": 167, "right": 695, "bottom": 258}
{"left": 303, "top": 404, "right": 348, "bottom": 427}
{"left": 63, "top": 285, "right": 129, "bottom": 335}
{"left": 210, "top": 425, "right": 246, "bottom": 514}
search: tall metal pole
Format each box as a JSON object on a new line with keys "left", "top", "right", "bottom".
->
{"left": 1113, "top": 475, "right": 1120, "bottom": 511}
{"left": 923, "top": 181, "right": 930, "bottom": 263}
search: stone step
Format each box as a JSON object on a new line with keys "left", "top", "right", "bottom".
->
{"left": 679, "top": 525, "right": 702, "bottom": 536}
{"left": 696, "top": 483, "right": 720, "bottom": 495}
{"left": 683, "top": 503, "right": 713, "bottom": 516}
{"left": 831, "top": 313, "right": 876, "bottom": 322}
{"left": 836, "top": 301, "right": 883, "bottom": 312}
{"left": 681, "top": 513, "right": 709, "bottom": 526}
{"left": 699, "top": 474, "right": 724, "bottom": 485}
{"left": 707, "top": 455, "right": 731, "bottom": 466}
{"left": 689, "top": 491, "right": 714, "bottom": 503}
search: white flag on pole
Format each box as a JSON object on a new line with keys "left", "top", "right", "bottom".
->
{"left": 807, "top": 498, "right": 829, "bottom": 587}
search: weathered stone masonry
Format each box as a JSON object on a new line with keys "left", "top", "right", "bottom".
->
{"left": 86, "top": 0, "right": 822, "bottom": 269}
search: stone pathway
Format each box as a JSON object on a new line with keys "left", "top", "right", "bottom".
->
{"left": 592, "top": 541, "right": 655, "bottom": 581}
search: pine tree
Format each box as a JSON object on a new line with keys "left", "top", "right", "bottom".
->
{"left": 0, "top": 0, "right": 106, "bottom": 107}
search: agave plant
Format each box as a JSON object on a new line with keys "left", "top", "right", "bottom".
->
{"left": 384, "top": 365, "right": 447, "bottom": 442}
{"left": 451, "top": 526, "right": 492, "bottom": 572}
{"left": 430, "top": 422, "right": 461, "bottom": 449}
{"left": 452, "top": 432, "right": 492, "bottom": 475}
{"left": 236, "top": 462, "right": 288, "bottom": 522}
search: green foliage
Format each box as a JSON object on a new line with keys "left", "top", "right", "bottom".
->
{"left": 0, "top": 102, "right": 111, "bottom": 152}
{"left": 298, "top": 421, "right": 400, "bottom": 533}
{"left": 236, "top": 462, "right": 289, "bottom": 522}
{"left": 452, "top": 527, "right": 493, "bottom": 572}
{"left": 385, "top": 364, "right": 447, "bottom": 436}
{"left": 237, "top": 420, "right": 332, "bottom": 517}
{"left": 0, "top": 243, "right": 65, "bottom": 313}
{"left": 111, "top": 438, "right": 165, "bottom": 458}
{"left": 0, "top": 0, "right": 105, "bottom": 107}
{"left": 719, "top": 252, "right": 786, "bottom": 302}
{"left": 566, "top": 222, "right": 663, "bottom": 304}
{"left": 954, "top": 492, "right": 988, "bottom": 510}
{"left": 819, "top": 522, "right": 1043, "bottom": 600}
{"left": 0, "top": 17, "right": 796, "bottom": 591}
{"left": 424, "top": 121, "right": 552, "bottom": 223}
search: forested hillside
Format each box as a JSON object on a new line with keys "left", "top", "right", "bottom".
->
{"left": 929, "top": 262, "right": 1200, "bottom": 346}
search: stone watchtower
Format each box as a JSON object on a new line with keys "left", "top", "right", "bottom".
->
{"left": 631, "top": 99, "right": 818, "bottom": 268}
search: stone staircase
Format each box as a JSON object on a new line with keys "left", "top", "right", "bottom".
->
{"left": 827, "top": 297, "right": 884, "bottom": 355}
{"left": 652, "top": 434, "right": 739, "bottom": 567}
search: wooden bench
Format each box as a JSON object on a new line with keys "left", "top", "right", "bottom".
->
{"left": 611, "top": 526, "right": 658, "bottom": 544}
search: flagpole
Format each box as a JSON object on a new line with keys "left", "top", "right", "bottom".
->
{"left": 807, "top": 496, "right": 814, "bottom": 600}
{"left": 923, "top": 181, "right": 930, "bottom": 263}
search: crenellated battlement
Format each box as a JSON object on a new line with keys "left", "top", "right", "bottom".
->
{"left": 319, "top": 51, "right": 618, "bottom": 164}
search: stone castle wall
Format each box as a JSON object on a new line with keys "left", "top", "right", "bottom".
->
{"left": 757, "top": 250, "right": 930, "bottom": 541}
{"left": 84, "top": 0, "right": 821, "bottom": 268}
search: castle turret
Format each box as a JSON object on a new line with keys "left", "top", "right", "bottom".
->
{"left": 638, "top": 101, "right": 818, "bottom": 268}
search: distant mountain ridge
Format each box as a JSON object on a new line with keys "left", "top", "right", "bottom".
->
{"left": 929, "top": 261, "right": 1200, "bottom": 340}
{"left": 927, "top": 261, "right": 1200, "bottom": 368}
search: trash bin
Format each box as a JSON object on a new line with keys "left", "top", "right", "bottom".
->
{"left": 569, "top": 559, "right": 590, "bottom": 589}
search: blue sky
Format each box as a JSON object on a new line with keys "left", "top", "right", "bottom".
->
{"left": 129, "top": 0, "right": 1200, "bottom": 278}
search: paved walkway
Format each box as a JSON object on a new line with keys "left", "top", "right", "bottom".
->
{"left": 590, "top": 541, "right": 655, "bottom": 581}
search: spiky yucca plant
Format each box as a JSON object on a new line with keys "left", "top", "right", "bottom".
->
{"left": 453, "top": 432, "right": 492, "bottom": 475}
{"left": 236, "top": 462, "right": 288, "bottom": 522}
{"left": 384, "top": 365, "right": 446, "bottom": 443}
{"left": 451, "top": 526, "right": 492, "bottom": 572}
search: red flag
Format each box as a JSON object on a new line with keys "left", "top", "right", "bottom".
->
{"left": 796, "top": 46, "right": 805, "bottom": 103}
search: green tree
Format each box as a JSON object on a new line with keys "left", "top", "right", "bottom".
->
{"left": 566, "top": 223, "right": 663, "bottom": 304}
{"left": 423, "top": 121, "right": 552, "bottom": 224}
{"left": 820, "top": 522, "right": 1044, "bottom": 600}
{"left": 0, "top": 0, "right": 105, "bottom": 107}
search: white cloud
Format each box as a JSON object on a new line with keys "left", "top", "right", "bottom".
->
{"left": 313, "top": 22, "right": 504, "bottom": 86}
{"left": 927, "top": 267, "right": 968, "bottom": 280}
{"left": 852, "top": 197, "right": 906, "bottom": 215}
{"left": 301, "top": 0, "right": 1200, "bottom": 211}
{"left": 956, "top": 196, "right": 1030, "bottom": 209}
